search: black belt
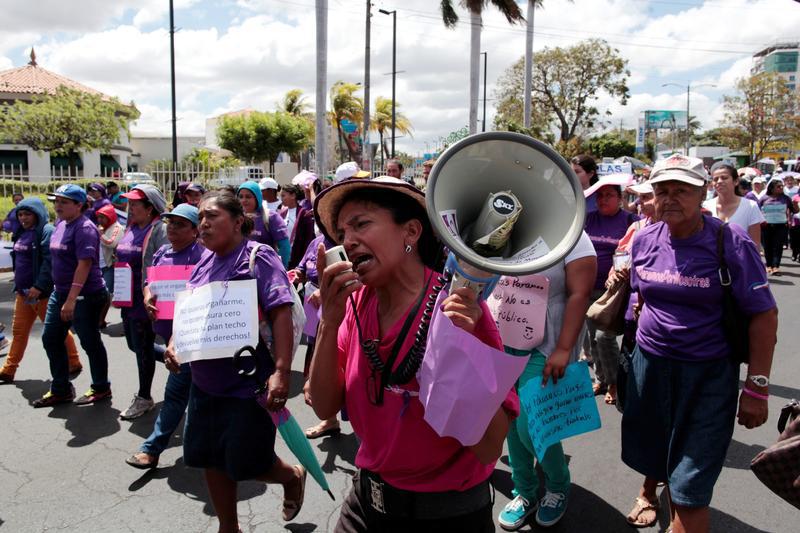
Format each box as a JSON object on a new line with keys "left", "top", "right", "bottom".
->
{"left": 357, "top": 469, "right": 492, "bottom": 520}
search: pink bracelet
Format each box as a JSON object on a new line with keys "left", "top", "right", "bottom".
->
{"left": 71, "top": 282, "right": 84, "bottom": 288}
{"left": 742, "top": 387, "right": 769, "bottom": 401}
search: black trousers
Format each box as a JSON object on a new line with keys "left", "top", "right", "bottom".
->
{"left": 789, "top": 226, "right": 800, "bottom": 259}
{"left": 763, "top": 224, "right": 788, "bottom": 268}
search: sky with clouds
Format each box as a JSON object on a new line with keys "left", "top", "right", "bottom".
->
{"left": 1, "top": 0, "right": 798, "bottom": 155}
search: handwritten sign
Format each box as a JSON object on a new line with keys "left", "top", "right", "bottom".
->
{"left": 146, "top": 265, "right": 194, "bottom": 320}
{"left": 508, "top": 236, "right": 550, "bottom": 265}
{"left": 112, "top": 262, "right": 132, "bottom": 307}
{"left": 172, "top": 279, "right": 259, "bottom": 363}
{"left": 487, "top": 275, "right": 549, "bottom": 352}
{"left": 519, "top": 361, "right": 601, "bottom": 458}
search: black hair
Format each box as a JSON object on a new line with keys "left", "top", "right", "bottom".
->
{"left": 571, "top": 154, "right": 599, "bottom": 185}
{"left": 333, "top": 188, "right": 441, "bottom": 268}
{"left": 200, "top": 190, "right": 253, "bottom": 236}
{"left": 105, "top": 181, "right": 118, "bottom": 189}
{"left": 215, "top": 184, "right": 237, "bottom": 195}
{"left": 766, "top": 179, "right": 784, "bottom": 196}
{"left": 709, "top": 162, "right": 743, "bottom": 196}
{"left": 282, "top": 184, "right": 305, "bottom": 200}
{"left": 12, "top": 192, "right": 23, "bottom": 199}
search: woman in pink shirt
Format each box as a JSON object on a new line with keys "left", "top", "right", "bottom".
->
{"left": 308, "top": 177, "right": 518, "bottom": 532}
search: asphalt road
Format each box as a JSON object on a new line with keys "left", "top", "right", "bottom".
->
{"left": 0, "top": 256, "right": 798, "bottom": 533}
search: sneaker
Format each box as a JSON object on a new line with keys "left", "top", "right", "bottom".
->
{"left": 498, "top": 495, "right": 536, "bottom": 531}
{"left": 535, "top": 490, "right": 568, "bottom": 527}
{"left": 32, "top": 385, "right": 76, "bottom": 408}
{"left": 0, "top": 337, "right": 9, "bottom": 353}
{"left": 120, "top": 395, "right": 155, "bottom": 420}
{"left": 75, "top": 387, "right": 113, "bottom": 405}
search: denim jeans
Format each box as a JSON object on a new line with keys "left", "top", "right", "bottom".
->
{"left": 140, "top": 363, "right": 192, "bottom": 456}
{"left": 122, "top": 309, "right": 157, "bottom": 400}
{"left": 42, "top": 290, "right": 110, "bottom": 396}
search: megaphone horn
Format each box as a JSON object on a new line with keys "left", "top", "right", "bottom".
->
{"left": 425, "top": 132, "right": 586, "bottom": 297}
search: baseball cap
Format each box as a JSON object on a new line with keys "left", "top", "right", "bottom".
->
{"left": 161, "top": 203, "right": 199, "bottom": 227}
{"left": 629, "top": 182, "right": 654, "bottom": 195}
{"left": 752, "top": 176, "right": 766, "bottom": 184}
{"left": 334, "top": 162, "right": 370, "bottom": 183}
{"left": 259, "top": 177, "right": 279, "bottom": 190}
{"left": 121, "top": 188, "right": 147, "bottom": 201}
{"left": 649, "top": 155, "right": 708, "bottom": 187}
{"left": 54, "top": 184, "right": 87, "bottom": 204}
{"left": 185, "top": 182, "right": 206, "bottom": 194}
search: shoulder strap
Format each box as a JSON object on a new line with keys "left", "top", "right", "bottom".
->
{"left": 717, "top": 223, "right": 732, "bottom": 288}
{"left": 141, "top": 221, "right": 157, "bottom": 263}
{"left": 249, "top": 242, "right": 264, "bottom": 276}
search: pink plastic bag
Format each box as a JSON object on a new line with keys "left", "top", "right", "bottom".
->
{"left": 417, "top": 291, "right": 529, "bottom": 446}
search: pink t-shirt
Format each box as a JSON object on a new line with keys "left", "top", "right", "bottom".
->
{"left": 337, "top": 268, "right": 519, "bottom": 492}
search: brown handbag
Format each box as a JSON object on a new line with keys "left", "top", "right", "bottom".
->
{"left": 750, "top": 400, "right": 800, "bottom": 509}
{"left": 586, "top": 278, "right": 630, "bottom": 336}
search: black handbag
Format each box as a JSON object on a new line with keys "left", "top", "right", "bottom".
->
{"left": 717, "top": 223, "right": 751, "bottom": 365}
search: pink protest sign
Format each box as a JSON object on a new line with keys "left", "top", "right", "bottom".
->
{"left": 146, "top": 265, "right": 193, "bottom": 320}
{"left": 486, "top": 275, "right": 550, "bottom": 352}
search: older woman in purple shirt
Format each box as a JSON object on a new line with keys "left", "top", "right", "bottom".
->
{"left": 623, "top": 156, "right": 777, "bottom": 533}
{"left": 164, "top": 191, "right": 305, "bottom": 532}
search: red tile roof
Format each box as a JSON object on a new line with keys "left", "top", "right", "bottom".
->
{"left": 0, "top": 63, "right": 111, "bottom": 99}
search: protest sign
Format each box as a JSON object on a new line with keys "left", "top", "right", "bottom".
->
{"left": 519, "top": 361, "right": 601, "bottom": 458}
{"left": 172, "top": 279, "right": 259, "bottom": 363}
{"left": 487, "top": 275, "right": 549, "bottom": 352}
{"left": 146, "top": 264, "right": 194, "bottom": 320}
{"left": 598, "top": 162, "right": 633, "bottom": 176}
{"left": 112, "top": 262, "right": 132, "bottom": 307}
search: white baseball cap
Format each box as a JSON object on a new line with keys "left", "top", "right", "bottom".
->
{"left": 650, "top": 155, "right": 708, "bottom": 187}
{"left": 334, "top": 161, "right": 370, "bottom": 183}
{"left": 259, "top": 177, "right": 279, "bottom": 190}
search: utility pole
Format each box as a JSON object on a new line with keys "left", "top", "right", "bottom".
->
{"left": 379, "top": 9, "right": 397, "bottom": 157}
{"left": 315, "top": 0, "right": 328, "bottom": 177}
{"left": 362, "top": 0, "right": 371, "bottom": 170}
{"left": 523, "top": 1, "right": 535, "bottom": 129}
{"left": 169, "top": 0, "right": 178, "bottom": 168}
{"left": 468, "top": 12, "right": 481, "bottom": 134}
{"left": 481, "top": 52, "right": 488, "bottom": 132}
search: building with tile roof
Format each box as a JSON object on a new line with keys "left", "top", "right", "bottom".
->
{"left": 0, "top": 49, "right": 137, "bottom": 182}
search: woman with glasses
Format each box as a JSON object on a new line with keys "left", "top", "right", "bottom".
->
{"left": 308, "top": 177, "right": 518, "bottom": 532}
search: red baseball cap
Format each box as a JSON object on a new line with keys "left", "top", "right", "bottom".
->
{"left": 121, "top": 188, "right": 147, "bottom": 201}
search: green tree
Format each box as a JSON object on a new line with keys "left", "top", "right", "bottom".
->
{"left": 371, "top": 96, "right": 413, "bottom": 162}
{"left": 692, "top": 127, "right": 729, "bottom": 147}
{"left": 586, "top": 131, "right": 635, "bottom": 158}
{"left": 496, "top": 39, "right": 629, "bottom": 142}
{"left": 721, "top": 72, "right": 800, "bottom": 161}
{"left": 493, "top": 56, "right": 554, "bottom": 142}
{"left": 0, "top": 86, "right": 139, "bottom": 171}
{"left": 280, "top": 89, "right": 312, "bottom": 117}
{"left": 217, "top": 111, "right": 313, "bottom": 166}
{"left": 328, "top": 81, "right": 364, "bottom": 163}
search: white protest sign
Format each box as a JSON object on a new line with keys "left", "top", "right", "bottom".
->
{"left": 112, "top": 262, "right": 133, "bottom": 307}
{"left": 508, "top": 236, "right": 550, "bottom": 265}
{"left": 598, "top": 162, "right": 632, "bottom": 176}
{"left": 172, "top": 279, "right": 259, "bottom": 363}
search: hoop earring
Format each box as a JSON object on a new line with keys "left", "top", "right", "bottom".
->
{"left": 404, "top": 244, "right": 412, "bottom": 254}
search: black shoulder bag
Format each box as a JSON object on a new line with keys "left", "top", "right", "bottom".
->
{"left": 717, "top": 223, "right": 751, "bottom": 365}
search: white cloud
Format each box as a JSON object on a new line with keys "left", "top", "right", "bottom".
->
{"left": 2, "top": 0, "right": 799, "bottom": 153}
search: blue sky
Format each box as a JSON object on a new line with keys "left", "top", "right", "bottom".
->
{"left": 1, "top": 0, "right": 797, "bottom": 154}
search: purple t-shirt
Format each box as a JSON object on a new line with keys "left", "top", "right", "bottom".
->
{"left": 13, "top": 229, "right": 36, "bottom": 292}
{"left": 631, "top": 216, "right": 776, "bottom": 361}
{"left": 116, "top": 223, "right": 152, "bottom": 319}
{"left": 187, "top": 239, "right": 294, "bottom": 398}
{"left": 149, "top": 241, "right": 207, "bottom": 341}
{"left": 50, "top": 216, "right": 105, "bottom": 295}
{"left": 759, "top": 194, "right": 793, "bottom": 225}
{"left": 296, "top": 234, "right": 328, "bottom": 286}
{"left": 249, "top": 211, "right": 290, "bottom": 248}
{"left": 584, "top": 210, "right": 639, "bottom": 290}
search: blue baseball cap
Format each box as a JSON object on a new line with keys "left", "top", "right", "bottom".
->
{"left": 54, "top": 184, "right": 87, "bottom": 204}
{"left": 160, "top": 203, "right": 199, "bottom": 227}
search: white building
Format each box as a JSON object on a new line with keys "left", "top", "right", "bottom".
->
{"left": 129, "top": 136, "right": 206, "bottom": 169}
{"left": 0, "top": 49, "right": 138, "bottom": 182}
{"left": 752, "top": 42, "right": 799, "bottom": 92}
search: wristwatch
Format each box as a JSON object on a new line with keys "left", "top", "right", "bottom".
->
{"left": 748, "top": 375, "right": 770, "bottom": 388}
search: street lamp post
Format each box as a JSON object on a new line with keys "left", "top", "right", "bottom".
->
{"left": 662, "top": 81, "right": 717, "bottom": 156}
{"left": 379, "top": 9, "right": 397, "bottom": 158}
{"left": 481, "top": 51, "right": 488, "bottom": 132}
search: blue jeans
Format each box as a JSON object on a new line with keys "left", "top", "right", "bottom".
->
{"left": 140, "top": 363, "right": 192, "bottom": 456}
{"left": 122, "top": 310, "right": 157, "bottom": 400}
{"left": 42, "top": 291, "right": 110, "bottom": 396}
{"left": 101, "top": 266, "right": 114, "bottom": 294}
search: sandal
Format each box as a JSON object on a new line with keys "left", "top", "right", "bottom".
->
{"left": 305, "top": 420, "right": 341, "bottom": 439}
{"left": 592, "top": 382, "right": 607, "bottom": 396}
{"left": 604, "top": 391, "right": 617, "bottom": 405}
{"left": 282, "top": 465, "right": 307, "bottom": 521}
{"left": 125, "top": 452, "right": 159, "bottom": 470}
{"left": 626, "top": 496, "right": 659, "bottom": 528}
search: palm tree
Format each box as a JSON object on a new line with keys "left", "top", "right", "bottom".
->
{"left": 371, "top": 96, "right": 413, "bottom": 164}
{"left": 281, "top": 89, "right": 312, "bottom": 116}
{"left": 440, "top": 1, "right": 524, "bottom": 134}
{"left": 328, "top": 81, "right": 364, "bottom": 163}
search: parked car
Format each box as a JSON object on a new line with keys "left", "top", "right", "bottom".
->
{"left": 214, "top": 166, "right": 265, "bottom": 186}
{"left": 122, "top": 172, "right": 155, "bottom": 184}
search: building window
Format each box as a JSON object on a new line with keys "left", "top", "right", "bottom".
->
{"left": 790, "top": 75, "right": 796, "bottom": 81}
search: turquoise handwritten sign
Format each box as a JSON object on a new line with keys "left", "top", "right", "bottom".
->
{"left": 519, "top": 361, "right": 601, "bottom": 458}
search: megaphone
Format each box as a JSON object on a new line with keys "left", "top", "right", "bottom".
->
{"left": 426, "top": 132, "right": 586, "bottom": 297}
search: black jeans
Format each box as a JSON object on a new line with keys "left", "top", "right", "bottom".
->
{"left": 763, "top": 224, "right": 788, "bottom": 268}
{"left": 122, "top": 309, "right": 157, "bottom": 400}
{"left": 790, "top": 226, "right": 800, "bottom": 259}
{"left": 42, "top": 290, "right": 110, "bottom": 396}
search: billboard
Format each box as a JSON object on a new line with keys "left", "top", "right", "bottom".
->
{"left": 645, "top": 110, "right": 687, "bottom": 129}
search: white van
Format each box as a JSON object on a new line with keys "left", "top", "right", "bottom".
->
{"left": 215, "top": 166, "right": 265, "bottom": 186}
